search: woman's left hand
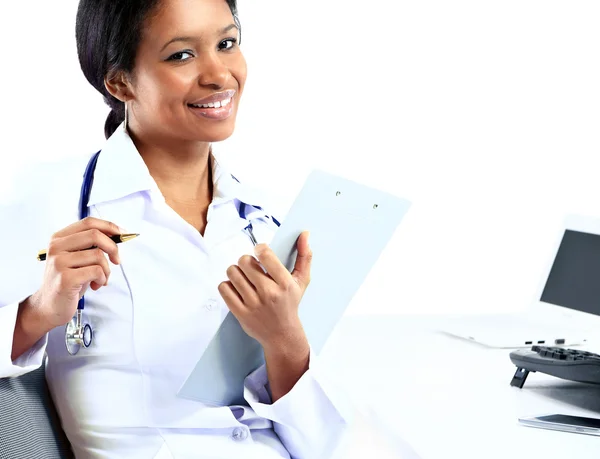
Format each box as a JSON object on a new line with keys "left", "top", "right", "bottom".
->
{"left": 218, "top": 231, "right": 312, "bottom": 353}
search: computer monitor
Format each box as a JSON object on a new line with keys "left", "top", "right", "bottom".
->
{"left": 540, "top": 229, "right": 600, "bottom": 317}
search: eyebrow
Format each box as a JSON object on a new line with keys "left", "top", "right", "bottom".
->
{"left": 160, "top": 24, "right": 239, "bottom": 52}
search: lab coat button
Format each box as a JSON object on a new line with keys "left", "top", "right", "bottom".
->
{"left": 205, "top": 299, "right": 218, "bottom": 311}
{"left": 231, "top": 427, "right": 248, "bottom": 441}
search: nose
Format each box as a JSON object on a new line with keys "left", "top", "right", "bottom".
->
{"left": 197, "top": 51, "right": 229, "bottom": 89}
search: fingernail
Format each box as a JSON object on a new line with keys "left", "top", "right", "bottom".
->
{"left": 254, "top": 243, "right": 267, "bottom": 256}
{"left": 118, "top": 226, "right": 128, "bottom": 233}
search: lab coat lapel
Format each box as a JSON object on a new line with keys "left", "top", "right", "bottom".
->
{"left": 86, "top": 129, "right": 278, "bottom": 372}
{"left": 92, "top": 195, "right": 225, "bottom": 368}
{"left": 85, "top": 197, "right": 247, "bottom": 428}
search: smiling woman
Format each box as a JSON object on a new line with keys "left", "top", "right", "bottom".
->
{"left": 77, "top": 0, "right": 242, "bottom": 141}
{"left": 0, "top": 0, "right": 350, "bottom": 458}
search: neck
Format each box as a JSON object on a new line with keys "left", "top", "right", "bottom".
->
{"left": 127, "top": 129, "right": 214, "bottom": 235}
{"left": 129, "top": 131, "right": 213, "bottom": 204}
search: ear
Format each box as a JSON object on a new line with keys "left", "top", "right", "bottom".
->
{"left": 104, "top": 70, "right": 132, "bottom": 102}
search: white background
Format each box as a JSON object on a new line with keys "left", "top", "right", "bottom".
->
{"left": 1, "top": 0, "right": 599, "bottom": 317}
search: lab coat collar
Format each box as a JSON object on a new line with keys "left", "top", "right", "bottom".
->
{"left": 86, "top": 124, "right": 269, "bottom": 215}
{"left": 87, "top": 125, "right": 157, "bottom": 207}
{"left": 210, "top": 155, "right": 266, "bottom": 211}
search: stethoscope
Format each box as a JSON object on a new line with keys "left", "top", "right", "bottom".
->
{"left": 65, "top": 151, "right": 280, "bottom": 355}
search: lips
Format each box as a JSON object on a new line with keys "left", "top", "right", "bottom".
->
{"left": 188, "top": 90, "right": 236, "bottom": 121}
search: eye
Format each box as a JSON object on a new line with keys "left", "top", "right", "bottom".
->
{"left": 218, "top": 38, "right": 238, "bottom": 51}
{"left": 167, "top": 50, "right": 194, "bottom": 61}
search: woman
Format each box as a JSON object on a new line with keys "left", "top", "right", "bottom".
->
{"left": 0, "top": 0, "right": 349, "bottom": 457}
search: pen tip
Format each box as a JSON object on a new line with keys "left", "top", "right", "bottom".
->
{"left": 119, "top": 233, "right": 140, "bottom": 243}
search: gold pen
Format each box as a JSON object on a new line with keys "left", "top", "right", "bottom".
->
{"left": 37, "top": 233, "right": 139, "bottom": 261}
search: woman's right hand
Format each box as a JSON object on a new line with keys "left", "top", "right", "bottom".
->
{"left": 31, "top": 217, "right": 123, "bottom": 330}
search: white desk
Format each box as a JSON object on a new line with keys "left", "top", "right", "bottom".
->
{"left": 322, "top": 315, "right": 600, "bottom": 459}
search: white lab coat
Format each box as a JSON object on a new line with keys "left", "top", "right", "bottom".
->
{"left": 0, "top": 127, "right": 350, "bottom": 458}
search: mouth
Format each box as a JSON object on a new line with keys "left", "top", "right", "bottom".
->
{"left": 189, "top": 97, "right": 233, "bottom": 110}
{"left": 188, "top": 90, "right": 236, "bottom": 121}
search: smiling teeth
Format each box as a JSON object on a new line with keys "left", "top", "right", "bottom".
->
{"left": 192, "top": 98, "right": 232, "bottom": 109}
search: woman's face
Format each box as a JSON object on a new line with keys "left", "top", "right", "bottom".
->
{"left": 127, "top": 0, "right": 246, "bottom": 144}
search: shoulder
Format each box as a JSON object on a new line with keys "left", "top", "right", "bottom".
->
{"left": 0, "top": 153, "right": 94, "bottom": 239}
{"left": 1, "top": 154, "right": 91, "bottom": 206}
{"left": 3, "top": 154, "right": 90, "bottom": 203}
{"left": 0, "top": 154, "right": 94, "bottom": 301}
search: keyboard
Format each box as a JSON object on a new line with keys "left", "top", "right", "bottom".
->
{"left": 509, "top": 345, "right": 600, "bottom": 388}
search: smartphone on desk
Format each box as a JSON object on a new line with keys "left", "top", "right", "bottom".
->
{"left": 519, "top": 414, "right": 600, "bottom": 436}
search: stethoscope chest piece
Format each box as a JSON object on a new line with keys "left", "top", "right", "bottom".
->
{"left": 65, "top": 310, "right": 93, "bottom": 355}
{"left": 63, "top": 151, "right": 100, "bottom": 356}
{"left": 61, "top": 152, "right": 280, "bottom": 357}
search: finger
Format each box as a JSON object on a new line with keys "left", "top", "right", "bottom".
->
{"left": 50, "top": 228, "right": 121, "bottom": 265}
{"left": 291, "top": 231, "right": 312, "bottom": 289}
{"left": 53, "top": 217, "right": 123, "bottom": 239}
{"left": 89, "top": 281, "right": 103, "bottom": 292}
{"left": 226, "top": 264, "right": 260, "bottom": 305}
{"left": 82, "top": 281, "right": 94, "bottom": 294}
{"left": 237, "top": 255, "right": 275, "bottom": 290}
{"left": 218, "top": 281, "right": 245, "bottom": 313}
{"left": 56, "top": 249, "right": 111, "bottom": 286}
{"left": 66, "top": 265, "right": 107, "bottom": 291}
{"left": 253, "top": 244, "right": 291, "bottom": 286}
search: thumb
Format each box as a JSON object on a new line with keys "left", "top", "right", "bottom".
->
{"left": 291, "top": 231, "right": 312, "bottom": 287}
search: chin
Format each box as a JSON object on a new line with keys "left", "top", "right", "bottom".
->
{"left": 195, "top": 124, "right": 236, "bottom": 143}
{"left": 175, "top": 120, "right": 235, "bottom": 143}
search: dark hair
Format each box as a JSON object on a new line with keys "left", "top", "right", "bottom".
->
{"left": 75, "top": 0, "right": 239, "bottom": 139}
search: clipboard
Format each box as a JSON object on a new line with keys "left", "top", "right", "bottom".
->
{"left": 177, "top": 169, "right": 412, "bottom": 406}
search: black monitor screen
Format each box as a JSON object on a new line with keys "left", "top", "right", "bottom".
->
{"left": 540, "top": 230, "right": 600, "bottom": 316}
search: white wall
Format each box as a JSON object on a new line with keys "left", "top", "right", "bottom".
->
{"left": 1, "top": 1, "right": 599, "bottom": 316}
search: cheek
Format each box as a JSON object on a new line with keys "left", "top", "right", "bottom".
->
{"left": 135, "top": 68, "right": 190, "bottom": 106}
{"left": 232, "top": 55, "right": 248, "bottom": 93}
